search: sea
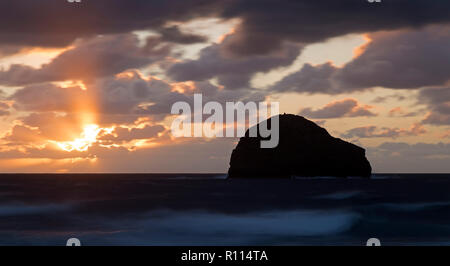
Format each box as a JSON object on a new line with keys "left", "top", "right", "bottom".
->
{"left": 0, "top": 173, "right": 449, "bottom": 246}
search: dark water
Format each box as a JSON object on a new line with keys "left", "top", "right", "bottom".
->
{"left": 0, "top": 174, "right": 449, "bottom": 246}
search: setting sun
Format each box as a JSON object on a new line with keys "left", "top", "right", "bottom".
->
{"left": 56, "top": 124, "right": 101, "bottom": 152}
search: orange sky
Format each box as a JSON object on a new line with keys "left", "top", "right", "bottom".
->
{"left": 0, "top": 17, "right": 449, "bottom": 173}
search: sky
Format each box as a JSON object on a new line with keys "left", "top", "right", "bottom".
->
{"left": 0, "top": 0, "right": 449, "bottom": 173}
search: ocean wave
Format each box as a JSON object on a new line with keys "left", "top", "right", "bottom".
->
{"left": 77, "top": 209, "right": 357, "bottom": 245}
{"left": 0, "top": 208, "right": 360, "bottom": 245}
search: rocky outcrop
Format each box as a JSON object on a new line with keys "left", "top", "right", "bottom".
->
{"left": 228, "top": 114, "right": 372, "bottom": 178}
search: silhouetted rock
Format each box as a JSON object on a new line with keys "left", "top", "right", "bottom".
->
{"left": 228, "top": 114, "right": 372, "bottom": 178}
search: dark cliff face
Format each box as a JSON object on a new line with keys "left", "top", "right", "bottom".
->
{"left": 228, "top": 114, "right": 372, "bottom": 178}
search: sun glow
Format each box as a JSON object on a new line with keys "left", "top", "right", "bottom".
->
{"left": 52, "top": 121, "right": 160, "bottom": 153}
{"left": 57, "top": 80, "right": 88, "bottom": 91}
{"left": 56, "top": 124, "right": 101, "bottom": 152}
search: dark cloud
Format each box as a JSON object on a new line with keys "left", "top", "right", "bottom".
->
{"left": 335, "top": 26, "right": 450, "bottom": 90}
{"left": 19, "top": 112, "right": 83, "bottom": 142}
{"left": 371, "top": 94, "right": 407, "bottom": 104}
{"left": 220, "top": 0, "right": 450, "bottom": 55}
{"left": 299, "top": 98, "right": 376, "bottom": 119}
{"left": 8, "top": 70, "right": 175, "bottom": 126}
{"left": 342, "top": 126, "right": 397, "bottom": 139}
{"left": 158, "top": 26, "right": 207, "bottom": 44}
{"left": 367, "top": 142, "right": 450, "bottom": 173}
{"left": 100, "top": 125, "right": 165, "bottom": 142}
{"left": 270, "top": 25, "right": 450, "bottom": 94}
{"left": 0, "top": 34, "right": 170, "bottom": 86}
{"left": 10, "top": 83, "right": 86, "bottom": 112}
{"left": 135, "top": 80, "right": 266, "bottom": 118}
{"left": 9, "top": 70, "right": 266, "bottom": 127}
{"left": 94, "top": 76, "right": 265, "bottom": 121}
{"left": 342, "top": 123, "right": 426, "bottom": 139}
{"left": 1, "top": 2, "right": 449, "bottom": 92}
{"left": 422, "top": 113, "right": 450, "bottom": 125}
{"left": 0, "top": 0, "right": 225, "bottom": 48}
{"left": 3, "top": 125, "right": 42, "bottom": 143}
{"left": 388, "top": 107, "right": 418, "bottom": 117}
{"left": 1, "top": 0, "right": 449, "bottom": 57}
{"left": 93, "top": 72, "right": 174, "bottom": 117}
{"left": 419, "top": 87, "right": 450, "bottom": 110}
{"left": 270, "top": 63, "right": 335, "bottom": 94}
{"left": 0, "top": 102, "right": 10, "bottom": 116}
{"left": 419, "top": 87, "right": 450, "bottom": 125}
{"left": 168, "top": 39, "right": 302, "bottom": 89}
{"left": 93, "top": 137, "right": 237, "bottom": 173}
{"left": 0, "top": 45, "right": 26, "bottom": 58}
{"left": 269, "top": 62, "right": 339, "bottom": 94}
